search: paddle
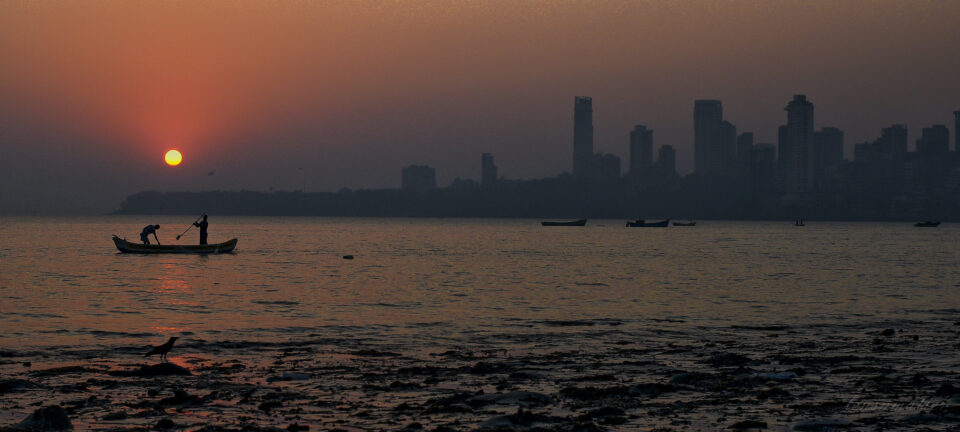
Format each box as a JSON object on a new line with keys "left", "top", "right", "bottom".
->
{"left": 176, "top": 214, "right": 205, "bottom": 240}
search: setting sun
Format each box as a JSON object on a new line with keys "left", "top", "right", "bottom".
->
{"left": 164, "top": 150, "right": 182, "bottom": 166}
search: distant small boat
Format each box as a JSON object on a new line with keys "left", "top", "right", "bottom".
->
{"left": 541, "top": 219, "right": 587, "bottom": 227}
{"left": 672, "top": 220, "right": 696, "bottom": 227}
{"left": 113, "top": 236, "right": 238, "bottom": 254}
{"left": 794, "top": 219, "right": 805, "bottom": 227}
{"left": 626, "top": 219, "right": 669, "bottom": 227}
{"left": 914, "top": 221, "right": 940, "bottom": 227}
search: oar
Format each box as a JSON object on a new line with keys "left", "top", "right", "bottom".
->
{"left": 176, "top": 214, "right": 204, "bottom": 240}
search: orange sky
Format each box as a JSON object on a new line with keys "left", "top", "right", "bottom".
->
{"left": 1, "top": 1, "right": 959, "bottom": 213}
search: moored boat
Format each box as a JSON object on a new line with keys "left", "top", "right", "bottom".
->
{"left": 541, "top": 218, "right": 587, "bottom": 227}
{"left": 914, "top": 221, "right": 940, "bottom": 227}
{"left": 672, "top": 220, "right": 696, "bottom": 226}
{"left": 626, "top": 219, "right": 669, "bottom": 227}
{"left": 112, "top": 236, "right": 238, "bottom": 254}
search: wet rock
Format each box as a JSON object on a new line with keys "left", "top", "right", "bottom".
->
{"left": 669, "top": 372, "right": 705, "bottom": 385}
{"left": 109, "top": 363, "right": 191, "bottom": 377}
{"left": 467, "top": 391, "right": 553, "bottom": 408}
{"left": 478, "top": 408, "right": 555, "bottom": 430}
{"left": 792, "top": 418, "right": 853, "bottom": 431}
{"left": 729, "top": 419, "right": 768, "bottom": 430}
{"left": 159, "top": 389, "right": 202, "bottom": 407}
{"left": 935, "top": 383, "right": 960, "bottom": 396}
{"left": 30, "top": 366, "right": 96, "bottom": 378}
{"left": 880, "top": 329, "right": 896, "bottom": 337}
{"left": 154, "top": 418, "right": 175, "bottom": 430}
{"left": 578, "top": 406, "right": 627, "bottom": 425}
{"left": 266, "top": 372, "right": 310, "bottom": 383}
{"left": 902, "top": 413, "right": 941, "bottom": 424}
{"left": 0, "top": 379, "right": 35, "bottom": 394}
{"left": 560, "top": 385, "right": 630, "bottom": 400}
{"left": 13, "top": 406, "right": 73, "bottom": 430}
{"left": 422, "top": 392, "right": 476, "bottom": 414}
{"left": 286, "top": 424, "right": 309, "bottom": 432}
{"left": 102, "top": 411, "right": 127, "bottom": 420}
{"left": 258, "top": 401, "right": 283, "bottom": 412}
{"left": 707, "top": 352, "right": 751, "bottom": 367}
{"left": 756, "top": 371, "right": 797, "bottom": 381}
{"left": 630, "top": 383, "right": 676, "bottom": 396}
{"left": 351, "top": 349, "right": 400, "bottom": 357}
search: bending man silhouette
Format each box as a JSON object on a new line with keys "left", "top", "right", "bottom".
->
{"left": 193, "top": 214, "right": 208, "bottom": 245}
{"left": 140, "top": 224, "right": 160, "bottom": 245}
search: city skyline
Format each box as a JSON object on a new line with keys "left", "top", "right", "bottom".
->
{"left": 1, "top": 1, "right": 959, "bottom": 214}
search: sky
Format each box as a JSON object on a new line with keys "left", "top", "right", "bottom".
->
{"left": 1, "top": 0, "right": 959, "bottom": 214}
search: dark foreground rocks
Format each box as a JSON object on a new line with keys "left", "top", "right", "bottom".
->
{"left": 2, "top": 318, "right": 959, "bottom": 430}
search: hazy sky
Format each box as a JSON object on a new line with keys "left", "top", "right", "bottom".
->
{"left": 1, "top": 0, "right": 959, "bottom": 213}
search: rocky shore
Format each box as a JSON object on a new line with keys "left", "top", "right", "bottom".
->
{"left": 2, "top": 316, "right": 959, "bottom": 431}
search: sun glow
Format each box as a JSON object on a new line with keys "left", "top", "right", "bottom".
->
{"left": 164, "top": 149, "right": 182, "bottom": 166}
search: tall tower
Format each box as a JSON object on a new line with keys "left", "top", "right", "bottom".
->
{"left": 481, "top": 153, "right": 498, "bottom": 186}
{"left": 694, "top": 100, "right": 723, "bottom": 175}
{"left": 629, "top": 125, "right": 653, "bottom": 177}
{"left": 954, "top": 111, "right": 960, "bottom": 151}
{"left": 783, "top": 95, "right": 814, "bottom": 192}
{"left": 573, "top": 96, "right": 594, "bottom": 179}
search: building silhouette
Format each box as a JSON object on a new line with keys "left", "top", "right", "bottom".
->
{"left": 481, "top": 153, "right": 498, "bottom": 186}
{"left": 694, "top": 100, "right": 723, "bottom": 175}
{"left": 737, "top": 132, "right": 754, "bottom": 163}
{"left": 783, "top": 95, "right": 815, "bottom": 192}
{"left": 401, "top": 165, "right": 436, "bottom": 192}
{"left": 953, "top": 111, "right": 960, "bottom": 151}
{"left": 629, "top": 125, "right": 653, "bottom": 178}
{"left": 916, "top": 125, "right": 949, "bottom": 154}
{"left": 573, "top": 96, "right": 594, "bottom": 179}
{"left": 813, "top": 127, "right": 844, "bottom": 190}
{"left": 878, "top": 124, "right": 908, "bottom": 157}
{"left": 656, "top": 145, "right": 676, "bottom": 177}
{"left": 719, "top": 120, "right": 737, "bottom": 173}
{"left": 594, "top": 153, "right": 621, "bottom": 183}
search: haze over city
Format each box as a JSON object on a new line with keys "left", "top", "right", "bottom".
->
{"left": 1, "top": 0, "right": 959, "bottom": 214}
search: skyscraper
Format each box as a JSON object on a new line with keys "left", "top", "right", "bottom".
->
{"left": 954, "top": 111, "right": 959, "bottom": 151}
{"left": 694, "top": 100, "right": 723, "bottom": 175}
{"left": 719, "top": 121, "right": 737, "bottom": 170}
{"left": 737, "top": 132, "right": 754, "bottom": 161}
{"left": 812, "top": 127, "right": 843, "bottom": 191}
{"left": 656, "top": 145, "right": 676, "bottom": 177}
{"left": 783, "top": 95, "right": 814, "bottom": 193}
{"left": 481, "top": 153, "right": 498, "bottom": 186}
{"left": 629, "top": 125, "right": 653, "bottom": 177}
{"left": 573, "top": 96, "right": 594, "bottom": 179}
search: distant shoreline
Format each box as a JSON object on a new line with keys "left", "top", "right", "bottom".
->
{"left": 111, "top": 188, "right": 956, "bottom": 222}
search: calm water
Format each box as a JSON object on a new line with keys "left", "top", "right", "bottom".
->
{"left": 1, "top": 216, "right": 957, "bottom": 351}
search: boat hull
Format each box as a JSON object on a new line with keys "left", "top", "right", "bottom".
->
{"left": 113, "top": 236, "right": 237, "bottom": 254}
{"left": 914, "top": 221, "right": 940, "bottom": 227}
{"left": 541, "top": 219, "right": 587, "bottom": 227}
{"left": 626, "top": 219, "right": 669, "bottom": 227}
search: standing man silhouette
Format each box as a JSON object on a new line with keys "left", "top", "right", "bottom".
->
{"left": 193, "top": 214, "right": 209, "bottom": 245}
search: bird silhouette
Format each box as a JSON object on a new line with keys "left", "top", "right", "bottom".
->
{"left": 144, "top": 337, "right": 179, "bottom": 363}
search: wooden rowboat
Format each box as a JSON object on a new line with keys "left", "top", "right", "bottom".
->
{"left": 541, "top": 218, "right": 587, "bottom": 227}
{"left": 112, "top": 235, "right": 237, "bottom": 254}
{"left": 626, "top": 219, "right": 669, "bottom": 227}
